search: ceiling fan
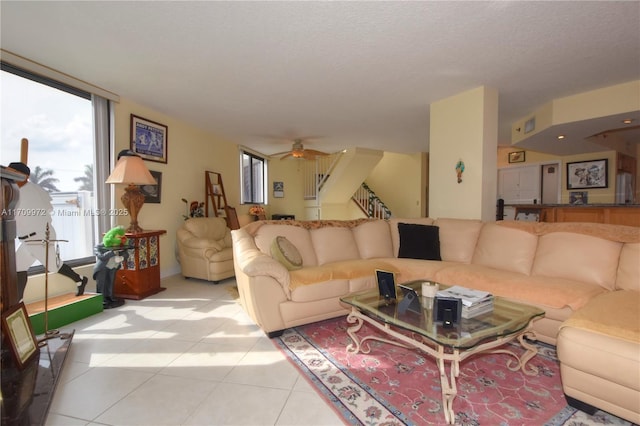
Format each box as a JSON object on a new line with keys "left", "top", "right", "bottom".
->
{"left": 271, "top": 138, "right": 329, "bottom": 160}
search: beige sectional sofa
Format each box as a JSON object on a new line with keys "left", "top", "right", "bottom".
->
{"left": 231, "top": 217, "right": 639, "bottom": 423}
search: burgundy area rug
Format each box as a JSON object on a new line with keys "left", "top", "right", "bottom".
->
{"left": 273, "top": 317, "right": 633, "bottom": 426}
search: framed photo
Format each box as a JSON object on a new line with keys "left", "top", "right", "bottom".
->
{"left": 140, "top": 170, "right": 162, "bottom": 203}
{"left": 375, "top": 269, "right": 397, "bottom": 300}
{"left": 130, "top": 114, "right": 168, "bottom": 163}
{"left": 1, "top": 303, "right": 38, "bottom": 369}
{"left": 567, "top": 159, "right": 608, "bottom": 189}
{"left": 273, "top": 181, "right": 284, "bottom": 198}
{"left": 508, "top": 151, "right": 526, "bottom": 163}
{"left": 569, "top": 191, "right": 588, "bottom": 205}
{"left": 433, "top": 297, "right": 462, "bottom": 326}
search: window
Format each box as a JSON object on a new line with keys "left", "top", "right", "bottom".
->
{"left": 240, "top": 151, "right": 266, "bottom": 204}
{"left": 1, "top": 63, "right": 111, "bottom": 269}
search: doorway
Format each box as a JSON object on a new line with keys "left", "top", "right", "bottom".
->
{"left": 541, "top": 163, "right": 561, "bottom": 204}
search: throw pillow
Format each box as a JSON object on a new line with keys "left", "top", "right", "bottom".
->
{"left": 270, "top": 236, "right": 303, "bottom": 270}
{"left": 397, "top": 223, "right": 442, "bottom": 261}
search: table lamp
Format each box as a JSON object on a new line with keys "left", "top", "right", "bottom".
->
{"left": 105, "top": 150, "right": 156, "bottom": 234}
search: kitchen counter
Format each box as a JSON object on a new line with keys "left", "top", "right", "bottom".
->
{"left": 506, "top": 204, "right": 640, "bottom": 227}
{"left": 507, "top": 203, "right": 640, "bottom": 208}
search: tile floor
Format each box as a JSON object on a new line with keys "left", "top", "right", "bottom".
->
{"left": 45, "top": 275, "right": 344, "bottom": 426}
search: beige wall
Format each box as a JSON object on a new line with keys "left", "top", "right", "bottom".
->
{"left": 267, "top": 158, "right": 305, "bottom": 220}
{"left": 366, "top": 152, "right": 425, "bottom": 218}
{"left": 24, "top": 98, "right": 242, "bottom": 302}
{"left": 512, "top": 80, "right": 640, "bottom": 144}
{"left": 429, "top": 86, "right": 498, "bottom": 221}
{"left": 111, "top": 98, "right": 240, "bottom": 277}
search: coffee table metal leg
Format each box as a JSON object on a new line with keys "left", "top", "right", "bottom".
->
{"left": 488, "top": 330, "right": 540, "bottom": 376}
{"left": 437, "top": 348, "right": 459, "bottom": 424}
{"left": 346, "top": 308, "right": 411, "bottom": 354}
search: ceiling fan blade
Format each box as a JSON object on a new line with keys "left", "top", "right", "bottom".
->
{"left": 270, "top": 150, "right": 291, "bottom": 156}
{"left": 279, "top": 153, "right": 294, "bottom": 160}
{"left": 304, "top": 149, "right": 329, "bottom": 156}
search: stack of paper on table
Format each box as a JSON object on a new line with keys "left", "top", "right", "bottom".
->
{"left": 436, "top": 285, "right": 494, "bottom": 318}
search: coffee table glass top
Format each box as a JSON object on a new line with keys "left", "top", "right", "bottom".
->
{"left": 340, "top": 280, "right": 544, "bottom": 350}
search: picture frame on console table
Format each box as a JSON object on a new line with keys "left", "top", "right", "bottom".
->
{"left": 1, "top": 302, "right": 38, "bottom": 369}
{"left": 567, "top": 159, "right": 608, "bottom": 189}
{"left": 130, "top": 114, "right": 168, "bottom": 164}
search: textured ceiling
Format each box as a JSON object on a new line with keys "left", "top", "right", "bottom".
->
{"left": 1, "top": 1, "right": 639, "bottom": 157}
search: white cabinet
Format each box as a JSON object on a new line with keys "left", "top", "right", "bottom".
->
{"left": 498, "top": 165, "right": 541, "bottom": 204}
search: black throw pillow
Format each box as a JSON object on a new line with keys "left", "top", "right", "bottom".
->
{"left": 397, "top": 223, "right": 442, "bottom": 261}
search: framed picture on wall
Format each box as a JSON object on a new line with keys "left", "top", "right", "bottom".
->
{"left": 140, "top": 170, "right": 162, "bottom": 203}
{"left": 567, "top": 159, "right": 608, "bottom": 189}
{"left": 130, "top": 115, "right": 168, "bottom": 163}
{"left": 508, "top": 151, "right": 526, "bottom": 163}
{"left": 273, "top": 181, "right": 284, "bottom": 198}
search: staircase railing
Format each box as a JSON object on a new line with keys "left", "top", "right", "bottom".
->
{"left": 303, "top": 153, "right": 342, "bottom": 200}
{"left": 352, "top": 182, "right": 392, "bottom": 219}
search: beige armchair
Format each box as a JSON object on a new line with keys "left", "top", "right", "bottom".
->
{"left": 177, "top": 217, "right": 235, "bottom": 283}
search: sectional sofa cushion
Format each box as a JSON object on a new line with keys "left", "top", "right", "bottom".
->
{"left": 433, "top": 218, "right": 483, "bottom": 263}
{"left": 397, "top": 223, "right": 442, "bottom": 261}
{"left": 434, "top": 263, "right": 606, "bottom": 310}
{"left": 532, "top": 232, "right": 622, "bottom": 291}
{"left": 310, "top": 227, "right": 361, "bottom": 264}
{"left": 616, "top": 243, "right": 640, "bottom": 291}
{"left": 560, "top": 290, "right": 640, "bottom": 343}
{"left": 288, "top": 259, "right": 398, "bottom": 293}
{"left": 472, "top": 223, "right": 538, "bottom": 275}
{"left": 352, "top": 220, "right": 394, "bottom": 259}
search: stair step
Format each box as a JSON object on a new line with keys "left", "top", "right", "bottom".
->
{"left": 26, "top": 292, "right": 103, "bottom": 335}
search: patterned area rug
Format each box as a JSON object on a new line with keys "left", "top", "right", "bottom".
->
{"left": 273, "top": 317, "right": 633, "bottom": 426}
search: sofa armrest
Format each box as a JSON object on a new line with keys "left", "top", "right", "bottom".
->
{"left": 232, "top": 228, "right": 291, "bottom": 297}
{"left": 182, "top": 237, "right": 223, "bottom": 251}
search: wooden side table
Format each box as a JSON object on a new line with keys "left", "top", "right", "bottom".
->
{"left": 115, "top": 229, "right": 167, "bottom": 300}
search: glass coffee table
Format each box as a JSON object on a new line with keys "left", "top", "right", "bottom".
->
{"left": 340, "top": 280, "right": 545, "bottom": 424}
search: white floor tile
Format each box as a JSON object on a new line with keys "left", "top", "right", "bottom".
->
{"left": 94, "top": 374, "right": 218, "bottom": 425}
{"left": 159, "top": 341, "right": 247, "bottom": 382}
{"left": 183, "top": 382, "right": 290, "bottom": 426}
{"left": 276, "top": 390, "right": 345, "bottom": 426}
{"left": 43, "top": 276, "right": 343, "bottom": 426}
{"left": 44, "top": 413, "right": 89, "bottom": 425}
{"left": 223, "top": 343, "right": 299, "bottom": 390}
{"left": 49, "top": 367, "right": 154, "bottom": 421}
{"left": 98, "top": 337, "right": 196, "bottom": 373}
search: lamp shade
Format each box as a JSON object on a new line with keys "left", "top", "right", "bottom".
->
{"left": 105, "top": 153, "right": 156, "bottom": 234}
{"left": 105, "top": 155, "right": 156, "bottom": 185}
